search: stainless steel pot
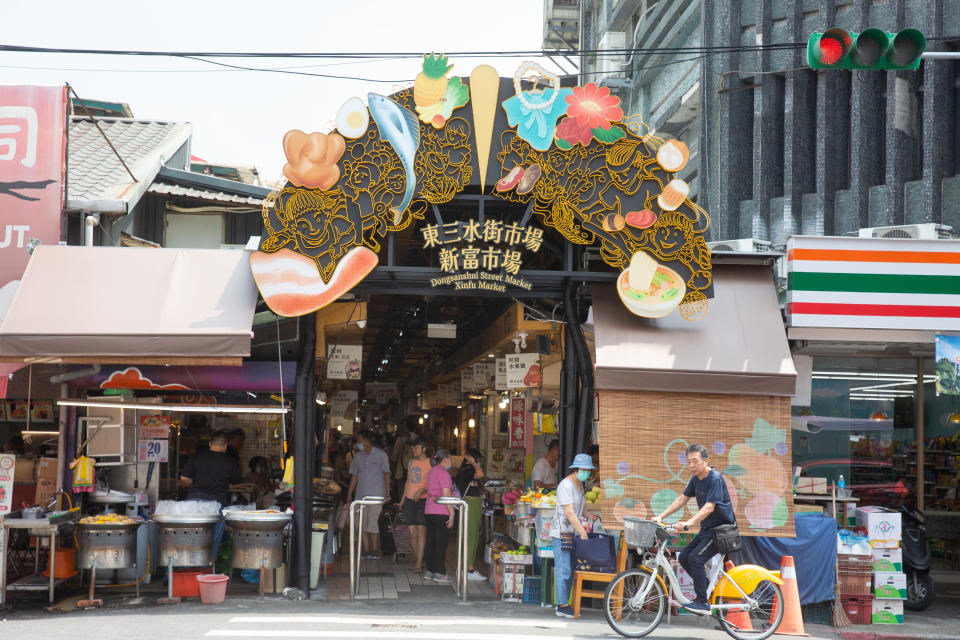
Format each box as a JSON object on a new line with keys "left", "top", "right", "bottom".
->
{"left": 225, "top": 512, "right": 291, "bottom": 569}
{"left": 77, "top": 521, "right": 140, "bottom": 569}
{"left": 153, "top": 514, "right": 220, "bottom": 567}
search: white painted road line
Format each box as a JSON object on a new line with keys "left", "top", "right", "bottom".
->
{"left": 207, "top": 632, "right": 571, "bottom": 639}
{"left": 226, "top": 615, "right": 568, "bottom": 629}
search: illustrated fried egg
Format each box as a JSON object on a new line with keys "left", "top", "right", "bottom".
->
{"left": 335, "top": 97, "right": 369, "bottom": 138}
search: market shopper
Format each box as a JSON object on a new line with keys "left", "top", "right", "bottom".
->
{"left": 402, "top": 437, "right": 431, "bottom": 573}
{"left": 226, "top": 428, "right": 246, "bottom": 463}
{"left": 532, "top": 438, "right": 560, "bottom": 490}
{"left": 652, "top": 443, "right": 736, "bottom": 615}
{"left": 346, "top": 429, "right": 392, "bottom": 560}
{"left": 551, "top": 453, "right": 595, "bottom": 618}
{"left": 454, "top": 447, "right": 486, "bottom": 581}
{"left": 424, "top": 448, "right": 455, "bottom": 584}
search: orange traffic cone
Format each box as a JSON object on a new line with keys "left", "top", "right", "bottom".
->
{"left": 775, "top": 555, "right": 809, "bottom": 636}
{"left": 723, "top": 560, "right": 753, "bottom": 632}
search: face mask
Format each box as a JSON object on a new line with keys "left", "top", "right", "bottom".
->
{"left": 576, "top": 470, "right": 591, "bottom": 482}
{"left": 356, "top": 443, "right": 364, "bottom": 452}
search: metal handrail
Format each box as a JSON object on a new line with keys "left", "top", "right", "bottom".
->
{"left": 437, "top": 496, "right": 468, "bottom": 603}
{"left": 349, "top": 497, "right": 385, "bottom": 599}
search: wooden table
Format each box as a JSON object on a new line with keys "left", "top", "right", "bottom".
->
{"left": 1, "top": 517, "right": 63, "bottom": 604}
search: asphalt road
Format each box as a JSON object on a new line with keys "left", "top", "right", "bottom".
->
{"left": 0, "top": 597, "right": 837, "bottom": 640}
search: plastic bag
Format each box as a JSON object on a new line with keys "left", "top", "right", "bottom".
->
{"left": 153, "top": 499, "right": 222, "bottom": 516}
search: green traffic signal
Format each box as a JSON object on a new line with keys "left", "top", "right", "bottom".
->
{"left": 807, "top": 28, "right": 925, "bottom": 70}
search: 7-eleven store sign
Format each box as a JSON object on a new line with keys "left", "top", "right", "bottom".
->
{"left": 787, "top": 235, "right": 960, "bottom": 331}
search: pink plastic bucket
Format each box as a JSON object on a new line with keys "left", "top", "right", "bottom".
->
{"left": 196, "top": 573, "right": 229, "bottom": 604}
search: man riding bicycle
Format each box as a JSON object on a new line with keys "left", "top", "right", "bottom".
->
{"left": 653, "top": 443, "right": 735, "bottom": 615}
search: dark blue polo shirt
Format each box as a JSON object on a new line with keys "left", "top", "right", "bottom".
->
{"left": 683, "top": 468, "right": 735, "bottom": 530}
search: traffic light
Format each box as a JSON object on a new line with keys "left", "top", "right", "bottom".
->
{"left": 808, "top": 28, "right": 925, "bottom": 70}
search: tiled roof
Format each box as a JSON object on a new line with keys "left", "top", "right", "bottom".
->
{"left": 67, "top": 117, "right": 191, "bottom": 205}
{"left": 147, "top": 181, "right": 264, "bottom": 206}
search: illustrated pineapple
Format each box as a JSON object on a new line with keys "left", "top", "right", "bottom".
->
{"left": 414, "top": 53, "right": 452, "bottom": 108}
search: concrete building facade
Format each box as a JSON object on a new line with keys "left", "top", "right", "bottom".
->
{"left": 568, "top": 0, "right": 960, "bottom": 248}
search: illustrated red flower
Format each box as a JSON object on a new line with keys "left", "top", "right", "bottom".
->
{"left": 555, "top": 117, "right": 593, "bottom": 147}
{"left": 565, "top": 83, "right": 624, "bottom": 130}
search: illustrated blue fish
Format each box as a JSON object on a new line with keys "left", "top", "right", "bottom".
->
{"left": 368, "top": 93, "right": 420, "bottom": 222}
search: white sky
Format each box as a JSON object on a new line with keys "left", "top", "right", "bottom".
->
{"left": 2, "top": 0, "right": 558, "bottom": 183}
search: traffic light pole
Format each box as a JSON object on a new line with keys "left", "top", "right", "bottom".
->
{"left": 922, "top": 52, "right": 960, "bottom": 59}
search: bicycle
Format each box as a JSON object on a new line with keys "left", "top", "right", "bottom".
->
{"left": 603, "top": 518, "right": 784, "bottom": 640}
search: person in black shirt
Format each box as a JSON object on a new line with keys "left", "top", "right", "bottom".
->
{"left": 181, "top": 430, "right": 244, "bottom": 505}
{"left": 653, "top": 443, "right": 736, "bottom": 615}
{"left": 454, "top": 448, "right": 486, "bottom": 581}
{"left": 226, "top": 428, "right": 246, "bottom": 463}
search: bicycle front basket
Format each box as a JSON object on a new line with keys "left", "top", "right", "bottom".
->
{"left": 623, "top": 517, "right": 659, "bottom": 548}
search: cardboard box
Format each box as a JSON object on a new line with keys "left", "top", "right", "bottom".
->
{"left": 871, "top": 597, "right": 904, "bottom": 624}
{"left": 872, "top": 548, "right": 903, "bottom": 572}
{"left": 855, "top": 506, "right": 901, "bottom": 543}
{"left": 13, "top": 458, "right": 34, "bottom": 483}
{"left": 34, "top": 475, "right": 56, "bottom": 506}
{"left": 37, "top": 457, "right": 58, "bottom": 480}
{"left": 796, "top": 476, "right": 828, "bottom": 494}
{"left": 261, "top": 563, "right": 287, "bottom": 593}
{"left": 873, "top": 572, "right": 907, "bottom": 599}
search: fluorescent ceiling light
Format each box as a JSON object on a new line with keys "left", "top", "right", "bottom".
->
{"left": 57, "top": 399, "right": 288, "bottom": 414}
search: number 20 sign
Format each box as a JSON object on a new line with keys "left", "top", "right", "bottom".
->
{"left": 138, "top": 439, "right": 168, "bottom": 462}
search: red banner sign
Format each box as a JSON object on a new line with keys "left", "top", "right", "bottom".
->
{"left": 0, "top": 85, "right": 67, "bottom": 290}
{"left": 509, "top": 396, "right": 526, "bottom": 449}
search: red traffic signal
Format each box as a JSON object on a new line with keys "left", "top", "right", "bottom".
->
{"left": 808, "top": 28, "right": 926, "bottom": 70}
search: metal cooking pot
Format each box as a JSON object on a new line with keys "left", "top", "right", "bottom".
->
{"left": 153, "top": 514, "right": 220, "bottom": 567}
{"left": 225, "top": 511, "right": 291, "bottom": 569}
{"left": 77, "top": 521, "right": 140, "bottom": 569}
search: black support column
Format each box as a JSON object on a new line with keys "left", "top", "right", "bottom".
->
{"left": 292, "top": 313, "right": 316, "bottom": 595}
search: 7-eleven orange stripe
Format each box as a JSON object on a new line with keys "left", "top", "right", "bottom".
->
{"left": 788, "top": 248, "right": 960, "bottom": 264}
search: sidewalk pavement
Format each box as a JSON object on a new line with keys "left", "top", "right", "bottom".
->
{"left": 808, "top": 569, "right": 960, "bottom": 640}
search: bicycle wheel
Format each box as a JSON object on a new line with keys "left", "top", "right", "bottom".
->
{"left": 715, "top": 579, "right": 784, "bottom": 640}
{"left": 602, "top": 567, "right": 666, "bottom": 638}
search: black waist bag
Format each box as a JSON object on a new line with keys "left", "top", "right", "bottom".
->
{"left": 711, "top": 522, "right": 742, "bottom": 555}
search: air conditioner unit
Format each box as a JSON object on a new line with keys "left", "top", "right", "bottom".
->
{"left": 858, "top": 223, "right": 952, "bottom": 240}
{"left": 707, "top": 238, "right": 772, "bottom": 252}
{"left": 598, "top": 31, "right": 627, "bottom": 79}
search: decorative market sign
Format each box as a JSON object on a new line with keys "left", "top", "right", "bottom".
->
{"left": 421, "top": 218, "right": 542, "bottom": 292}
{"left": 473, "top": 362, "right": 495, "bottom": 389}
{"left": 327, "top": 344, "right": 362, "bottom": 380}
{"left": 460, "top": 365, "right": 474, "bottom": 392}
{"left": 506, "top": 353, "right": 541, "bottom": 388}
{"left": 140, "top": 415, "right": 170, "bottom": 439}
{"left": 509, "top": 396, "right": 526, "bottom": 449}
{"left": 250, "top": 57, "right": 713, "bottom": 321}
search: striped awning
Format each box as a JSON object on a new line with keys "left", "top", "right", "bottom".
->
{"left": 787, "top": 236, "right": 960, "bottom": 331}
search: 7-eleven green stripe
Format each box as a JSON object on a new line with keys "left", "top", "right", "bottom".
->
{"left": 789, "top": 272, "right": 960, "bottom": 295}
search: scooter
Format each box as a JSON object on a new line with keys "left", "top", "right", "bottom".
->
{"left": 901, "top": 503, "right": 935, "bottom": 611}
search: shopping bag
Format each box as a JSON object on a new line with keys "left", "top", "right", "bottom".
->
{"left": 574, "top": 532, "right": 616, "bottom": 573}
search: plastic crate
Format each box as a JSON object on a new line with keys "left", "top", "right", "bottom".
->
{"left": 801, "top": 601, "right": 833, "bottom": 625}
{"left": 522, "top": 575, "right": 542, "bottom": 604}
{"left": 838, "top": 554, "right": 872, "bottom": 572}
{"left": 841, "top": 594, "right": 874, "bottom": 625}
{"left": 837, "top": 567, "right": 872, "bottom": 595}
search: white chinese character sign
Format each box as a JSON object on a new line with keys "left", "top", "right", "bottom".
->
{"left": 509, "top": 396, "right": 526, "bottom": 449}
{"left": 460, "top": 366, "right": 474, "bottom": 393}
{"left": 506, "top": 353, "right": 541, "bottom": 388}
{"left": 473, "top": 362, "right": 495, "bottom": 389}
{"left": 495, "top": 358, "right": 507, "bottom": 390}
{"left": 327, "top": 344, "right": 362, "bottom": 380}
{"left": 249, "top": 59, "right": 713, "bottom": 321}
{"left": 330, "top": 390, "right": 358, "bottom": 419}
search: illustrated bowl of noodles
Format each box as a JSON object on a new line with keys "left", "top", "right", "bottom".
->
{"left": 616, "top": 251, "right": 686, "bottom": 318}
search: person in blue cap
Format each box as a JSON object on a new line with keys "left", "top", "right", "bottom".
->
{"left": 550, "top": 452, "right": 595, "bottom": 618}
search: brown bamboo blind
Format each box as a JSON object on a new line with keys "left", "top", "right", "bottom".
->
{"left": 598, "top": 390, "right": 795, "bottom": 538}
